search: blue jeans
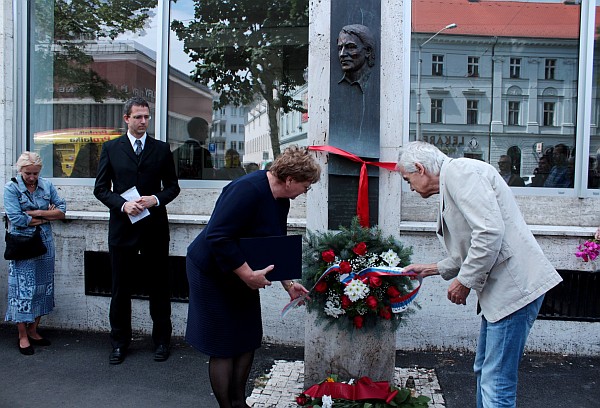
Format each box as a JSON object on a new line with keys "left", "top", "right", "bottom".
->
{"left": 474, "top": 295, "right": 544, "bottom": 408}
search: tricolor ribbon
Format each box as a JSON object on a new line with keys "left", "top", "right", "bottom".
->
{"left": 308, "top": 145, "right": 397, "bottom": 227}
{"left": 281, "top": 264, "right": 422, "bottom": 317}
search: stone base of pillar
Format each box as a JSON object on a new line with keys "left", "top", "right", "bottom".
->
{"left": 303, "top": 310, "right": 396, "bottom": 387}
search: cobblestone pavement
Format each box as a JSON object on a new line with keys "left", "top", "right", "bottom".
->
{"left": 247, "top": 360, "right": 445, "bottom": 407}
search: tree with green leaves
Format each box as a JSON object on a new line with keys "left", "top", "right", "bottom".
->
{"left": 171, "top": 0, "right": 309, "bottom": 157}
{"left": 32, "top": 0, "right": 157, "bottom": 102}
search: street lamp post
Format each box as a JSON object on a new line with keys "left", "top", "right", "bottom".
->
{"left": 416, "top": 23, "right": 457, "bottom": 141}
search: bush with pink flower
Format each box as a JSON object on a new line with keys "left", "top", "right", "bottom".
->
{"left": 575, "top": 238, "right": 600, "bottom": 262}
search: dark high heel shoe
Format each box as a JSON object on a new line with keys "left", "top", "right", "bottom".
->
{"left": 18, "top": 341, "right": 34, "bottom": 356}
{"left": 28, "top": 335, "right": 51, "bottom": 346}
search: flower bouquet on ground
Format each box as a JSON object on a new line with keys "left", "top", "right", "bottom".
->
{"left": 302, "top": 217, "right": 416, "bottom": 331}
{"left": 296, "top": 375, "right": 430, "bottom": 408}
{"left": 575, "top": 238, "right": 600, "bottom": 262}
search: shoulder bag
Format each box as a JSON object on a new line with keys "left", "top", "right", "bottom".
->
{"left": 3, "top": 178, "right": 47, "bottom": 260}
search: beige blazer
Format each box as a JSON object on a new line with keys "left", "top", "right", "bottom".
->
{"left": 436, "top": 157, "right": 562, "bottom": 322}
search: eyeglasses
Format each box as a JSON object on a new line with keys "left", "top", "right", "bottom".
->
{"left": 129, "top": 115, "right": 152, "bottom": 121}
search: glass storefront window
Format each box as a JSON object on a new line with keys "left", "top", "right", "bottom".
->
{"left": 168, "top": 0, "right": 309, "bottom": 181}
{"left": 588, "top": 1, "right": 600, "bottom": 191}
{"left": 410, "top": 0, "right": 581, "bottom": 190}
{"left": 28, "top": 0, "right": 159, "bottom": 178}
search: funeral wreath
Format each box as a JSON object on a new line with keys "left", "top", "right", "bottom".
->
{"left": 302, "top": 217, "right": 417, "bottom": 331}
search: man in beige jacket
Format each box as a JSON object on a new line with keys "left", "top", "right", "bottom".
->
{"left": 397, "top": 141, "right": 562, "bottom": 408}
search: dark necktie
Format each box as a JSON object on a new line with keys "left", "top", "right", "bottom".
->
{"left": 135, "top": 139, "right": 142, "bottom": 156}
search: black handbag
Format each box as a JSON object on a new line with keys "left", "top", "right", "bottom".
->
{"left": 4, "top": 217, "right": 47, "bottom": 261}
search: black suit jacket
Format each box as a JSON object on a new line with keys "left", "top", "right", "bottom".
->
{"left": 94, "top": 134, "right": 181, "bottom": 247}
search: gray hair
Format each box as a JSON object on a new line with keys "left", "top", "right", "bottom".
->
{"left": 396, "top": 141, "right": 447, "bottom": 175}
{"left": 16, "top": 151, "right": 43, "bottom": 172}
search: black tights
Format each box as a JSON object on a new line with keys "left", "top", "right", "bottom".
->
{"left": 209, "top": 351, "right": 254, "bottom": 408}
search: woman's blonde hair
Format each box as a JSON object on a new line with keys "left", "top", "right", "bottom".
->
{"left": 269, "top": 146, "right": 321, "bottom": 183}
{"left": 16, "top": 151, "right": 43, "bottom": 173}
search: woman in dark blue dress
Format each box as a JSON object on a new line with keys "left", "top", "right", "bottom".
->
{"left": 186, "top": 146, "right": 320, "bottom": 408}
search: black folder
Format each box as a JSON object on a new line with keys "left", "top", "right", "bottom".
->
{"left": 238, "top": 235, "right": 302, "bottom": 281}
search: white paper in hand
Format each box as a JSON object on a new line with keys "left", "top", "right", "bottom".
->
{"left": 120, "top": 186, "right": 150, "bottom": 224}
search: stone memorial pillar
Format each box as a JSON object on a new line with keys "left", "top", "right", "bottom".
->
{"left": 304, "top": 0, "right": 406, "bottom": 387}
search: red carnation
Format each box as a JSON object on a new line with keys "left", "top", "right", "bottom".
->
{"left": 369, "top": 276, "right": 382, "bottom": 288}
{"left": 387, "top": 285, "right": 401, "bottom": 298}
{"left": 341, "top": 295, "right": 352, "bottom": 309}
{"left": 296, "top": 394, "right": 309, "bottom": 406}
{"left": 339, "top": 261, "right": 352, "bottom": 274}
{"left": 352, "top": 242, "right": 367, "bottom": 256}
{"left": 379, "top": 306, "right": 392, "bottom": 320}
{"left": 315, "top": 281, "right": 327, "bottom": 293}
{"left": 322, "top": 249, "right": 335, "bottom": 263}
{"left": 366, "top": 295, "right": 378, "bottom": 310}
{"left": 353, "top": 315, "right": 364, "bottom": 329}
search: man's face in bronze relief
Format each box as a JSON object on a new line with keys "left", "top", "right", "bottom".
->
{"left": 338, "top": 32, "right": 369, "bottom": 73}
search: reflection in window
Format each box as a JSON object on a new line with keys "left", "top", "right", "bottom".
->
{"left": 411, "top": 0, "right": 580, "bottom": 189}
{"left": 467, "top": 56, "right": 479, "bottom": 77}
{"left": 545, "top": 59, "right": 556, "bottom": 80}
{"left": 467, "top": 100, "right": 478, "bottom": 125}
{"left": 508, "top": 101, "right": 520, "bottom": 126}
{"left": 169, "top": 0, "right": 309, "bottom": 180}
{"left": 543, "top": 102, "right": 555, "bottom": 126}
{"left": 588, "top": 1, "right": 600, "bottom": 190}
{"left": 432, "top": 55, "right": 444, "bottom": 76}
{"left": 431, "top": 99, "right": 443, "bottom": 123}
{"left": 29, "top": 1, "right": 158, "bottom": 179}
{"left": 510, "top": 58, "right": 521, "bottom": 79}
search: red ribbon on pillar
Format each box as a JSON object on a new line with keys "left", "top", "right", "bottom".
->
{"left": 308, "top": 145, "right": 397, "bottom": 227}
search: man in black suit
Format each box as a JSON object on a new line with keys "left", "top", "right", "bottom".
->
{"left": 94, "top": 97, "right": 181, "bottom": 364}
{"left": 172, "top": 117, "right": 214, "bottom": 179}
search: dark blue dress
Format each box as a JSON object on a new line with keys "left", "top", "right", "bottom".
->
{"left": 185, "top": 171, "right": 290, "bottom": 357}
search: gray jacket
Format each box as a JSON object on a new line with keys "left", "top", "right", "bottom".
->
{"left": 436, "top": 157, "right": 562, "bottom": 322}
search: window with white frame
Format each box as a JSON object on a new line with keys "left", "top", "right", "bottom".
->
{"left": 467, "top": 56, "right": 479, "bottom": 77}
{"left": 432, "top": 55, "right": 444, "bottom": 76}
{"left": 467, "top": 99, "right": 478, "bottom": 124}
{"left": 508, "top": 101, "right": 520, "bottom": 126}
{"left": 545, "top": 59, "right": 557, "bottom": 80}
{"left": 510, "top": 58, "right": 521, "bottom": 78}
{"left": 431, "top": 99, "right": 443, "bottom": 123}
{"left": 543, "top": 102, "right": 556, "bottom": 126}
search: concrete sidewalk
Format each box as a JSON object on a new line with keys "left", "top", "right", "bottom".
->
{"left": 1, "top": 324, "right": 598, "bottom": 407}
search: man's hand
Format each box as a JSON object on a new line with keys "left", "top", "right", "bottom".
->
{"left": 403, "top": 263, "right": 439, "bottom": 279}
{"left": 123, "top": 200, "right": 145, "bottom": 216}
{"left": 136, "top": 195, "right": 157, "bottom": 209}
{"left": 448, "top": 279, "right": 471, "bottom": 305}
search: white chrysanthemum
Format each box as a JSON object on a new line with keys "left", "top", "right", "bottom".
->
{"left": 368, "top": 253, "right": 379, "bottom": 265}
{"left": 381, "top": 249, "right": 401, "bottom": 267}
{"left": 324, "top": 298, "right": 345, "bottom": 318}
{"left": 322, "top": 395, "right": 333, "bottom": 408}
{"left": 344, "top": 279, "right": 369, "bottom": 302}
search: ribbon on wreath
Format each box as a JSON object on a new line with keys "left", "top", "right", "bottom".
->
{"left": 301, "top": 376, "right": 399, "bottom": 403}
{"left": 308, "top": 145, "right": 397, "bottom": 228}
{"left": 281, "top": 264, "right": 422, "bottom": 317}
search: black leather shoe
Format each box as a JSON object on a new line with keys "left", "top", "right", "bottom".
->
{"left": 109, "top": 347, "right": 126, "bottom": 365}
{"left": 28, "top": 336, "right": 51, "bottom": 346}
{"left": 154, "top": 344, "right": 170, "bottom": 362}
{"left": 18, "top": 341, "right": 34, "bottom": 356}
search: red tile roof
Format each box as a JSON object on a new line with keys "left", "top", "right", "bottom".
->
{"left": 412, "top": 0, "right": 587, "bottom": 39}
